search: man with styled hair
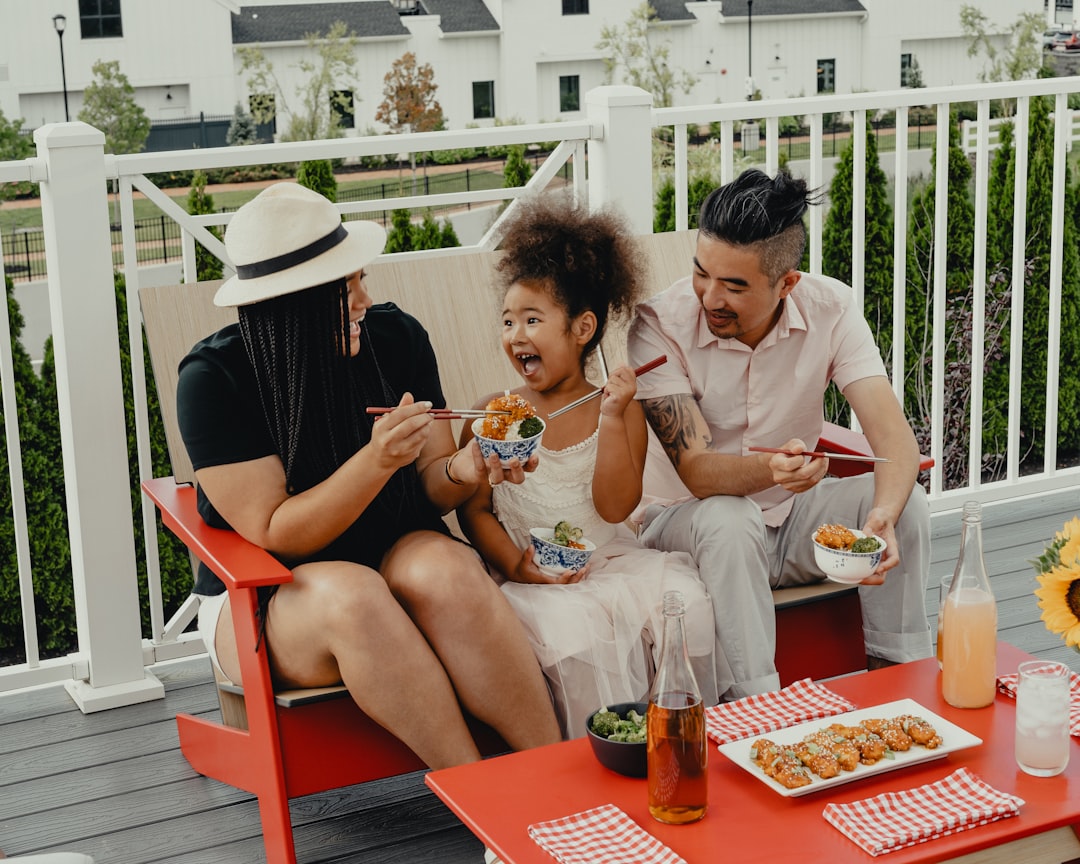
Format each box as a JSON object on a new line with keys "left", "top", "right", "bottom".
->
{"left": 628, "top": 168, "right": 932, "bottom": 700}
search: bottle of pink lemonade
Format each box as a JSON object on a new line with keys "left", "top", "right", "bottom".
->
{"left": 941, "top": 501, "right": 998, "bottom": 708}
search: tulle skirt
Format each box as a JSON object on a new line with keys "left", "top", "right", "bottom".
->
{"left": 499, "top": 535, "right": 718, "bottom": 738}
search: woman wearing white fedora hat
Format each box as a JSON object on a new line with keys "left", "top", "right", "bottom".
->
{"left": 177, "top": 182, "right": 561, "bottom": 767}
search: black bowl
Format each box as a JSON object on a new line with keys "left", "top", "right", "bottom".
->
{"left": 585, "top": 701, "right": 648, "bottom": 778}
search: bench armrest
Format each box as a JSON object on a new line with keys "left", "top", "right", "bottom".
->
{"left": 142, "top": 476, "right": 293, "bottom": 591}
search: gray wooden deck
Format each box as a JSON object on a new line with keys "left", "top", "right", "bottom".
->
{"left": 1, "top": 490, "right": 1078, "bottom": 863}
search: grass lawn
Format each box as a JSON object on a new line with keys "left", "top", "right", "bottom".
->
{"left": 1, "top": 167, "right": 507, "bottom": 235}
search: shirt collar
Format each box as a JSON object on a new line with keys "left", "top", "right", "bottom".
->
{"left": 693, "top": 292, "right": 808, "bottom": 351}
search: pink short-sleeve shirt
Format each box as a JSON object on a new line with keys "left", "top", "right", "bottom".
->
{"left": 627, "top": 272, "right": 887, "bottom": 526}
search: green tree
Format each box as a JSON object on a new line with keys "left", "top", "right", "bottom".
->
{"left": 652, "top": 175, "right": 716, "bottom": 233}
{"left": 821, "top": 124, "right": 895, "bottom": 423}
{"left": 822, "top": 126, "right": 895, "bottom": 350}
{"left": 959, "top": 6, "right": 1045, "bottom": 103}
{"left": 439, "top": 218, "right": 461, "bottom": 248}
{"left": 77, "top": 60, "right": 151, "bottom": 154}
{"left": 984, "top": 119, "right": 1015, "bottom": 267}
{"left": 384, "top": 209, "right": 415, "bottom": 254}
{"left": 0, "top": 108, "right": 34, "bottom": 201}
{"left": 503, "top": 145, "right": 533, "bottom": 189}
{"left": 596, "top": 2, "right": 697, "bottom": 108}
{"left": 904, "top": 114, "right": 975, "bottom": 467}
{"left": 30, "top": 336, "right": 76, "bottom": 655}
{"left": 382, "top": 208, "right": 460, "bottom": 253}
{"left": 185, "top": 170, "right": 224, "bottom": 282}
{"left": 239, "top": 21, "right": 358, "bottom": 142}
{"left": 296, "top": 159, "right": 338, "bottom": 202}
{"left": 0, "top": 276, "right": 73, "bottom": 660}
{"left": 225, "top": 103, "right": 260, "bottom": 146}
{"left": 110, "top": 273, "right": 192, "bottom": 629}
{"left": 0, "top": 271, "right": 192, "bottom": 660}
{"left": 906, "top": 57, "right": 925, "bottom": 89}
{"left": 982, "top": 96, "right": 1080, "bottom": 463}
{"left": 413, "top": 211, "right": 443, "bottom": 249}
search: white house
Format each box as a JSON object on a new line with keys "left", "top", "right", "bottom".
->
{"left": 0, "top": 0, "right": 239, "bottom": 127}
{"left": 0, "top": 0, "right": 1046, "bottom": 141}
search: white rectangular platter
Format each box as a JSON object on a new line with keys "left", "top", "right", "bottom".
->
{"left": 716, "top": 698, "right": 983, "bottom": 798}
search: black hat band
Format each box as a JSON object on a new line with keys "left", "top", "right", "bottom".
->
{"left": 235, "top": 223, "right": 348, "bottom": 280}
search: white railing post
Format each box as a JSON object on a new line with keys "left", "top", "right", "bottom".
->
{"left": 34, "top": 122, "right": 164, "bottom": 711}
{"left": 585, "top": 86, "right": 654, "bottom": 234}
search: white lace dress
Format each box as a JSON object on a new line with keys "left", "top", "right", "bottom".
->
{"left": 491, "top": 426, "right": 719, "bottom": 738}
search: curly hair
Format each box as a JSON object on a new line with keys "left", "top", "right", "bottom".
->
{"left": 495, "top": 194, "right": 646, "bottom": 365}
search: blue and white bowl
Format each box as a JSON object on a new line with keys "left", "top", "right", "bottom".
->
{"left": 471, "top": 417, "right": 545, "bottom": 467}
{"left": 529, "top": 527, "right": 596, "bottom": 576}
{"left": 812, "top": 529, "right": 885, "bottom": 584}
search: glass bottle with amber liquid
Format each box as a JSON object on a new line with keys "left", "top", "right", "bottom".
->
{"left": 647, "top": 590, "right": 707, "bottom": 824}
{"left": 941, "top": 501, "right": 998, "bottom": 708}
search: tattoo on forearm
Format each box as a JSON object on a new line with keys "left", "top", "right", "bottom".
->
{"left": 642, "top": 395, "right": 708, "bottom": 469}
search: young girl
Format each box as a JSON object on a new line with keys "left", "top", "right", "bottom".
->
{"left": 458, "top": 195, "right": 719, "bottom": 738}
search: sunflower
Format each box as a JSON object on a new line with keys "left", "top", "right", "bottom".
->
{"left": 1032, "top": 517, "right": 1080, "bottom": 651}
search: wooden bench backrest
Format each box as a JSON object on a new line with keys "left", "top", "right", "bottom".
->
{"left": 140, "top": 279, "right": 233, "bottom": 486}
{"left": 140, "top": 236, "right": 699, "bottom": 488}
{"left": 140, "top": 253, "right": 513, "bottom": 489}
{"left": 364, "top": 250, "right": 508, "bottom": 421}
{"left": 601, "top": 229, "right": 696, "bottom": 371}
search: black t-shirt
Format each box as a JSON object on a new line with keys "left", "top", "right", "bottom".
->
{"left": 176, "top": 302, "right": 450, "bottom": 594}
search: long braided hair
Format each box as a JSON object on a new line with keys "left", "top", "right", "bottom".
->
{"left": 236, "top": 278, "right": 423, "bottom": 521}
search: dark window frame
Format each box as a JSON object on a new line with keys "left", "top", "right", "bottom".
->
{"left": 562, "top": 0, "right": 589, "bottom": 15}
{"left": 472, "top": 81, "right": 495, "bottom": 120}
{"left": 249, "top": 93, "right": 277, "bottom": 136}
{"left": 559, "top": 75, "right": 581, "bottom": 113}
{"left": 817, "top": 58, "right": 836, "bottom": 94}
{"left": 331, "top": 89, "right": 355, "bottom": 129}
{"left": 900, "top": 53, "right": 913, "bottom": 88}
{"left": 78, "top": 0, "right": 123, "bottom": 39}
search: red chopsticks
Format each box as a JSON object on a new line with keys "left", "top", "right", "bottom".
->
{"left": 748, "top": 446, "right": 891, "bottom": 464}
{"left": 365, "top": 407, "right": 510, "bottom": 419}
{"left": 547, "top": 355, "right": 668, "bottom": 419}
{"left": 367, "top": 354, "right": 668, "bottom": 422}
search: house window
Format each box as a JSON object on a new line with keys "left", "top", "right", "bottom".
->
{"left": 817, "top": 58, "right": 835, "bottom": 94}
{"left": 331, "top": 90, "right": 354, "bottom": 129}
{"left": 900, "top": 54, "right": 913, "bottom": 87}
{"left": 559, "top": 76, "right": 581, "bottom": 112}
{"left": 79, "top": 0, "right": 122, "bottom": 38}
{"left": 562, "top": 0, "right": 588, "bottom": 15}
{"left": 472, "top": 81, "right": 495, "bottom": 119}
{"left": 249, "top": 93, "right": 277, "bottom": 136}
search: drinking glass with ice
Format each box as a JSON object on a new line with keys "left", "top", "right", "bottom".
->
{"left": 1014, "top": 660, "right": 1071, "bottom": 778}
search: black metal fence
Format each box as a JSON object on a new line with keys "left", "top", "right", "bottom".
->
{"left": 1, "top": 215, "right": 187, "bottom": 282}
{"left": 1, "top": 163, "right": 540, "bottom": 282}
{"left": 143, "top": 113, "right": 276, "bottom": 152}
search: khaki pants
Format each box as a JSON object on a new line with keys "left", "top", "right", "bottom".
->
{"left": 640, "top": 475, "right": 933, "bottom": 701}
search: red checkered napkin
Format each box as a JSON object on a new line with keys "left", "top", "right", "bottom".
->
{"left": 822, "top": 768, "right": 1024, "bottom": 856}
{"left": 997, "top": 669, "right": 1080, "bottom": 737}
{"left": 704, "top": 677, "right": 856, "bottom": 745}
{"left": 527, "top": 803, "right": 686, "bottom": 864}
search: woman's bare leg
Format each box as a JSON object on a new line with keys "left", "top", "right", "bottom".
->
{"left": 382, "top": 532, "right": 562, "bottom": 749}
{"left": 212, "top": 560, "right": 482, "bottom": 769}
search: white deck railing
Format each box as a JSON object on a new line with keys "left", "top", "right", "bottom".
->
{"left": 1, "top": 79, "right": 1079, "bottom": 708}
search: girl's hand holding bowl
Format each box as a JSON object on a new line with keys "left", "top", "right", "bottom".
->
{"left": 471, "top": 416, "right": 545, "bottom": 468}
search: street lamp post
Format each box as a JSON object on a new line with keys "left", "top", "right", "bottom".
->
{"left": 746, "top": 0, "right": 753, "bottom": 100}
{"left": 53, "top": 13, "right": 69, "bottom": 121}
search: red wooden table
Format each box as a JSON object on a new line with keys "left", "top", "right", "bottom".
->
{"left": 427, "top": 643, "right": 1080, "bottom": 863}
